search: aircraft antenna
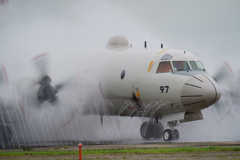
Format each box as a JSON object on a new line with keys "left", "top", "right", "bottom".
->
{"left": 26, "top": 0, "right": 110, "bottom": 36}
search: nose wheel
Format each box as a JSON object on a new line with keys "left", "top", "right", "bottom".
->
{"left": 163, "top": 129, "right": 179, "bottom": 141}
{"left": 163, "top": 121, "right": 180, "bottom": 141}
{"left": 173, "top": 129, "right": 179, "bottom": 140}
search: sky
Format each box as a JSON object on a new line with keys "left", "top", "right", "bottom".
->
{"left": 0, "top": 0, "right": 240, "bottom": 76}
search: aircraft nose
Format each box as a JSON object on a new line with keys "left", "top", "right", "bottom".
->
{"left": 181, "top": 74, "right": 221, "bottom": 111}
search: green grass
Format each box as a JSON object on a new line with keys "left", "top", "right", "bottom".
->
{"left": 22, "top": 147, "right": 33, "bottom": 151}
{"left": 0, "top": 146, "right": 240, "bottom": 157}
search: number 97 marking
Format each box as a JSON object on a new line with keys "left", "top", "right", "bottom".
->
{"left": 160, "top": 86, "right": 169, "bottom": 93}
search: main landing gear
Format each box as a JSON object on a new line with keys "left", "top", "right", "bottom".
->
{"left": 140, "top": 121, "right": 163, "bottom": 140}
{"left": 140, "top": 120, "right": 180, "bottom": 141}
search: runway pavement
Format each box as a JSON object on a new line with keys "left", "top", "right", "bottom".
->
{"left": 2, "top": 139, "right": 240, "bottom": 149}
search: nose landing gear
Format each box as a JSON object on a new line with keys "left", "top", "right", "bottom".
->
{"left": 163, "top": 121, "right": 179, "bottom": 141}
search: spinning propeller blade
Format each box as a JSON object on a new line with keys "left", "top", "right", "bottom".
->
{"left": 213, "top": 60, "right": 234, "bottom": 82}
{"left": 0, "top": 65, "right": 8, "bottom": 85}
{"left": 31, "top": 53, "right": 49, "bottom": 76}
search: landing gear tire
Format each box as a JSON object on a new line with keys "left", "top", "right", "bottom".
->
{"left": 163, "top": 129, "right": 180, "bottom": 141}
{"left": 163, "top": 129, "right": 173, "bottom": 141}
{"left": 173, "top": 129, "right": 179, "bottom": 140}
{"left": 0, "top": 125, "right": 12, "bottom": 147}
{"left": 140, "top": 122, "right": 152, "bottom": 140}
{"left": 152, "top": 123, "right": 163, "bottom": 139}
{"left": 140, "top": 121, "right": 163, "bottom": 140}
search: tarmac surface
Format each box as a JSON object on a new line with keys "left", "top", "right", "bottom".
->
{"left": 1, "top": 141, "right": 240, "bottom": 159}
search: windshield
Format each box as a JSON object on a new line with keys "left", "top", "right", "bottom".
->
{"left": 189, "top": 61, "right": 198, "bottom": 70}
{"left": 196, "top": 61, "right": 205, "bottom": 71}
{"left": 172, "top": 61, "right": 190, "bottom": 71}
{"left": 156, "top": 61, "right": 173, "bottom": 73}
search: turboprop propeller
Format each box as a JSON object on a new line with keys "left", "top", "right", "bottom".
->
{"left": 211, "top": 60, "right": 240, "bottom": 122}
{"left": 30, "top": 53, "right": 84, "bottom": 106}
{"left": 31, "top": 53, "right": 59, "bottom": 103}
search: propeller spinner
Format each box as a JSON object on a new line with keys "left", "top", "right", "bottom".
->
{"left": 37, "top": 75, "right": 58, "bottom": 103}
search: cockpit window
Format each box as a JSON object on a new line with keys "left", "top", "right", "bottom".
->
{"left": 161, "top": 54, "right": 173, "bottom": 60}
{"left": 196, "top": 61, "right": 205, "bottom": 71}
{"left": 172, "top": 61, "right": 190, "bottom": 71}
{"left": 189, "top": 61, "right": 198, "bottom": 70}
{"left": 156, "top": 61, "right": 173, "bottom": 73}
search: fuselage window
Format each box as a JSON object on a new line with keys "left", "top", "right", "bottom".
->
{"left": 189, "top": 61, "right": 198, "bottom": 70}
{"left": 196, "top": 61, "right": 206, "bottom": 71}
{"left": 156, "top": 61, "right": 173, "bottom": 73}
{"left": 161, "top": 54, "right": 173, "bottom": 60}
{"left": 172, "top": 61, "right": 190, "bottom": 71}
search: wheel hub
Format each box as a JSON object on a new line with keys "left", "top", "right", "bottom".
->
{"left": 164, "top": 131, "right": 169, "bottom": 140}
